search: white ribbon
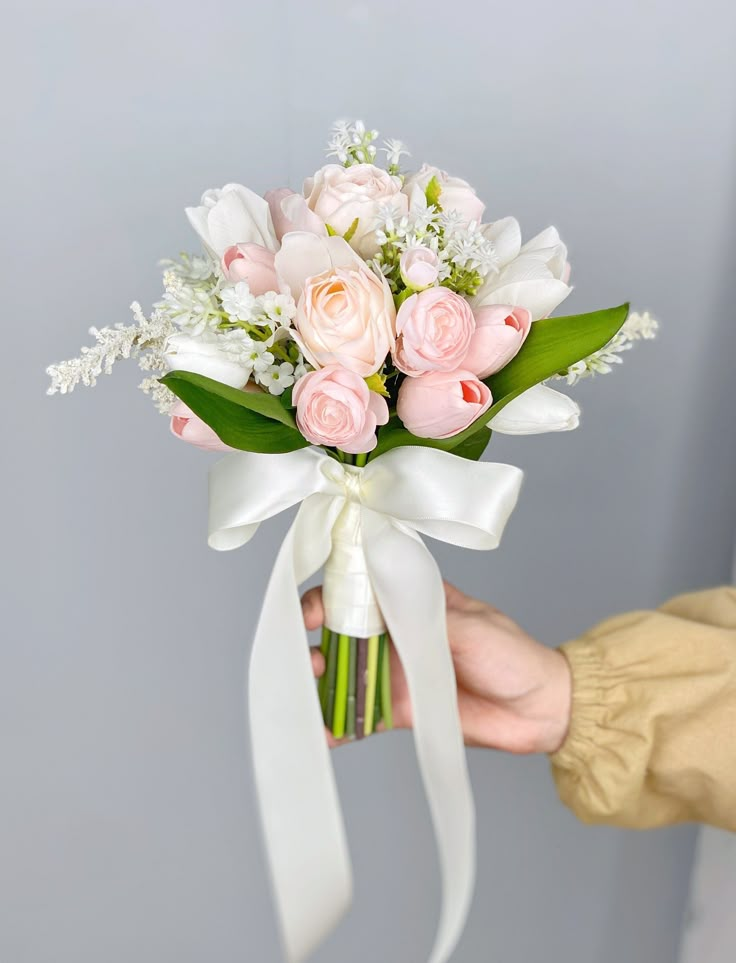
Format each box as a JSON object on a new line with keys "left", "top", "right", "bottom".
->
{"left": 208, "top": 445, "right": 523, "bottom": 963}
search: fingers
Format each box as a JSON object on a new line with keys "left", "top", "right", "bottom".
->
{"left": 311, "top": 647, "right": 326, "bottom": 678}
{"left": 301, "top": 585, "right": 325, "bottom": 631}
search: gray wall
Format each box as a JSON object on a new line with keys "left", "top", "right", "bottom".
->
{"left": 2, "top": 1, "right": 736, "bottom": 961}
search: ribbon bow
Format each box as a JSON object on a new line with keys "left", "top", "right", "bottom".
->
{"left": 208, "top": 445, "right": 523, "bottom": 962}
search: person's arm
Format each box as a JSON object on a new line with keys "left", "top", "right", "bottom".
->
{"left": 551, "top": 587, "right": 736, "bottom": 831}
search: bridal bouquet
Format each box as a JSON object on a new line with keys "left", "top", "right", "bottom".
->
{"left": 48, "top": 120, "right": 656, "bottom": 963}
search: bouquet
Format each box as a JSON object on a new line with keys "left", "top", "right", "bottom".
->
{"left": 48, "top": 120, "right": 657, "bottom": 963}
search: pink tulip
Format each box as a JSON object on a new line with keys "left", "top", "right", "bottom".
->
{"left": 170, "top": 401, "right": 234, "bottom": 452}
{"left": 265, "top": 188, "right": 327, "bottom": 241}
{"left": 221, "top": 242, "right": 280, "bottom": 294}
{"left": 397, "top": 369, "right": 492, "bottom": 439}
{"left": 463, "top": 305, "right": 532, "bottom": 378}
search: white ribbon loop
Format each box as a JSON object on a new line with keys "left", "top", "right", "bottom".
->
{"left": 208, "top": 446, "right": 523, "bottom": 963}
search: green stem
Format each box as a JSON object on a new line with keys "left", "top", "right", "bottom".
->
{"left": 346, "top": 636, "right": 357, "bottom": 739}
{"left": 318, "top": 626, "right": 331, "bottom": 713}
{"left": 354, "top": 452, "right": 368, "bottom": 468}
{"left": 332, "top": 634, "right": 351, "bottom": 739}
{"left": 380, "top": 633, "right": 393, "bottom": 729}
{"left": 324, "top": 631, "right": 339, "bottom": 728}
{"left": 364, "top": 635, "right": 380, "bottom": 736}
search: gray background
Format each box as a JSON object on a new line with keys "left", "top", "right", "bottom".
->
{"left": 2, "top": 1, "right": 736, "bottom": 961}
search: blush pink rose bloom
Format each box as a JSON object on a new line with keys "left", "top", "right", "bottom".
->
{"left": 221, "top": 243, "right": 280, "bottom": 293}
{"left": 294, "top": 263, "right": 395, "bottom": 377}
{"left": 463, "top": 305, "right": 532, "bottom": 378}
{"left": 303, "top": 163, "right": 408, "bottom": 257}
{"left": 293, "top": 365, "right": 389, "bottom": 454}
{"left": 397, "top": 369, "right": 493, "bottom": 439}
{"left": 170, "top": 401, "right": 234, "bottom": 452}
{"left": 393, "top": 287, "right": 476, "bottom": 376}
{"left": 402, "top": 164, "right": 485, "bottom": 225}
{"left": 399, "top": 247, "right": 440, "bottom": 290}
{"left": 264, "top": 188, "right": 327, "bottom": 242}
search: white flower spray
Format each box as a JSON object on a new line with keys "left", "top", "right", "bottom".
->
{"left": 556, "top": 311, "right": 660, "bottom": 385}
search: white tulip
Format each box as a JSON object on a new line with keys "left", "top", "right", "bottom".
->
{"left": 186, "top": 184, "right": 278, "bottom": 257}
{"left": 489, "top": 384, "right": 580, "bottom": 435}
{"left": 164, "top": 332, "right": 250, "bottom": 389}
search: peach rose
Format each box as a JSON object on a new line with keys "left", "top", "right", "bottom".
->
{"left": 293, "top": 365, "right": 388, "bottom": 453}
{"left": 303, "top": 163, "right": 408, "bottom": 257}
{"left": 463, "top": 305, "right": 532, "bottom": 378}
{"left": 397, "top": 369, "right": 492, "bottom": 439}
{"left": 221, "top": 243, "right": 280, "bottom": 293}
{"left": 402, "top": 164, "right": 485, "bottom": 225}
{"left": 393, "top": 287, "right": 476, "bottom": 376}
{"left": 294, "top": 263, "right": 395, "bottom": 377}
{"left": 170, "top": 400, "right": 234, "bottom": 452}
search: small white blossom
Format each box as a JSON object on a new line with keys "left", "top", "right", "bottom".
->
{"left": 256, "top": 361, "right": 295, "bottom": 396}
{"left": 220, "top": 282, "right": 259, "bottom": 322}
{"left": 260, "top": 292, "right": 297, "bottom": 327}
{"left": 382, "top": 138, "right": 410, "bottom": 172}
{"left": 158, "top": 272, "right": 220, "bottom": 335}
{"left": 159, "top": 252, "right": 215, "bottom": 282}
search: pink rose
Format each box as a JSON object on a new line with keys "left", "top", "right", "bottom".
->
{"left": 393, "top": 287, "right": 476, "bottom": 376}
{"left": 399, "top": 247, "right": 440, "bottom": 290}
{"left": 294, "top": 262, "right": 395, "bottom": 377}
{"left": 397, "top": 369, "right": 493, "bottom": 439}
{"left": 221, "top": 243, "right": 280, "bottom": 294}
{"left": 303, "top": 163, "right": 408, "bottom": 257}
{"left": 293, "top": 365, "right": 389, "bottom": 453}
{"left": 463, "top": 305, "right": 532, "bottom": 378}
{"left": 402, "top": 164, "right": 485, "bottom": 225}
{"left": 170, "top": 400, "right": 234, "bottom": 452}
{"left": 265, "top": 188, "right": 327, "bottom": 242}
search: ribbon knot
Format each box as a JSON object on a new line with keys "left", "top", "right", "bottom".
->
{"left": 207, "top": 445, "right": 524, "bottom": 963}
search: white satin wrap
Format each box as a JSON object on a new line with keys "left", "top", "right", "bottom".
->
{"left": 207, "top": 445, "right": 523, "bottom": 963}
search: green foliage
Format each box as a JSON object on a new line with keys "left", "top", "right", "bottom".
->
{"left": 160, "top": 371, "right": 309, "bottom": 453}
{"left": 342, "top": 218, "right": 360, "bottom": 243}
{"left": 424, "top": 176, "right": 443, "bottom": 209}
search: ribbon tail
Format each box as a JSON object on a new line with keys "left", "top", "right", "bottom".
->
{"left": 364, "top": 514, "right": 476, "bottom": 963}
{"left": 249, "top": 494, "right": 351, "bottom": 962}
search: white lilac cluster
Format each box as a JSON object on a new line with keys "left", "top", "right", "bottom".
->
{"left": 557, "top": 311, "right": 660, "bottom": 385}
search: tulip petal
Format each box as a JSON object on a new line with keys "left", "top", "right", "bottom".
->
{"left": 474, "top": 278, "right": 571, "bottom": 321}
{"left": 274, "top": 233, "right": 365, "bottom": 301}
{"left": 482, "top": 217, "right": 522, "bottom": 266}
{"left": 206, "top": 186, "right": 278, "bottom": 255}
{"left": 489, "top": 384, "right": 580, "bottom": 435}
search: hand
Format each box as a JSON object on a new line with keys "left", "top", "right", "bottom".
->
{"left": 302, "top": 582, "right": 572, "bottom": 754}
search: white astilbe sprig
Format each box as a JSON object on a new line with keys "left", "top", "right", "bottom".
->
{"left": 47, "top": 303, "right": 173, "bottom": 396}
{"left": 557, "top": 310, "right": 659, "bottom": 385}
{"left": 139, "top": 377, "right": 176, "bottom": 414}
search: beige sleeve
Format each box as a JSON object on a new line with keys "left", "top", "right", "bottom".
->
{"left": 550, "top": 587, "right": 736, "bottom": 830}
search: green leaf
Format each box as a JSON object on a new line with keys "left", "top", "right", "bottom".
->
{"left": 485, "top": 302, "right": 630, "bottom": 420}
{"left": 325, "top": 223, "right": 338, "bottom": 237}
{"left": 371, "top": 420, "right": 491, "bottom": 461}
{"left": 425, "top": 175, "right": 442, "bottom": 209}
{"left": 162, "top": 370, "right": 298, "bottom": 428}
{"left": 342, "top": 217, "right": 360, "bottom": 243}
{"left": 161, "top": 371, "right": 309, "bottom": 454}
